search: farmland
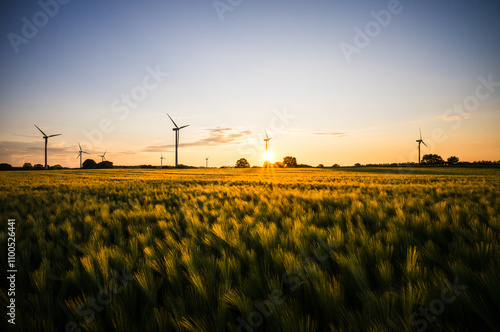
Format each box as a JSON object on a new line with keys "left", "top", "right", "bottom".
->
{"left": 1, "top": 168, "right": 499, "bottom": 331}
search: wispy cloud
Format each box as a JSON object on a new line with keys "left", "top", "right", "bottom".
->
{"left": 269, "top": 128, "right": 348, "bottom": 137}
{"left": 438, "top": 114, "right": 470, "bottom": 120}
{"left": 311, "top": 132, "right": 347, "bottom": 137}
{"left": 11, "top": 133, "right": 41, "bottom": 139}
{"left": 143, "top": 127, "right": 253, "bottom": 152}
{"left": 119, "top": 151, "right": 140, "bottom": 155}
{"left": 0, "top": 140, "right": 75, "bottom": 164}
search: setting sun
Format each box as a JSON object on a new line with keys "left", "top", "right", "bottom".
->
{"left": 264, "top": 151, "right": 274, "bottom": 162}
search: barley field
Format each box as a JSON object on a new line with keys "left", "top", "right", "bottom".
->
{"left": 1, "top": 168, "right": 499, "bottom": 331}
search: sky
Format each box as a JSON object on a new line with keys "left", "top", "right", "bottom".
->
{"left": 0, "top": 0, "right": 499, "bottom": 167}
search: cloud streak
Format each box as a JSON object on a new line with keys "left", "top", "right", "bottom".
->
{"left": 0, "top": 140, "right": 76, "bottom": 164}
{"left": 143, "top": 127, "right": 252, "bottom": 152}
{"left": 311, "top": 132, "right": 347, "bottom": 137}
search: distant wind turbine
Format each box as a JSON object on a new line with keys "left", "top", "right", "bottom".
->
{"left": 206, "top": 156, "right": 209, "bottom": 168}
{"left": 160, "top": 154, "right": 165, "bottom": 168}
{"left": 98, "top": 151, "right": 107, "bottom": 162}
{"left": 416, "top": 127, "right": 427, "bottom": 165}
{"left": 167, "top": 113, "right": 189, "bottom": 167}
{"left": 263, "top": 130, "right": 273, "bottom": 167}
{"left": 34, "top": 125, "right": 61, "bottom": 169}
{"left": 76, "top": 142, "right": 90, "bottom": 169}
{"left": 264, "top": 130, "right": 272, "bottom": 153}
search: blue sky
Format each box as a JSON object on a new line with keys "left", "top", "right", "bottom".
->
{"left": 1, "top": 0, "right": 499, "bottom": 167}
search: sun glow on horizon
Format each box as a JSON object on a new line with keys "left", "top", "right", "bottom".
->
{"left": 264, "top": 151, "right": 274, "bottom": 162}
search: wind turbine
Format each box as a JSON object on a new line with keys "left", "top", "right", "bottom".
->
{"left": 264, "top": 130, "right": 272, "bottom": 153}
{"left": 160, "top": 154, "right": 165, "bottom": 168}
{"left": 263, "top": 130, "right": 273, "bottom": 167}
{"left": 76, "top": 142, "right": 90, "bottom": 169}
{"left": 166, "top": 114, "right": 189, "bottom": 167}
{"left": 34, "top": 125, "right": 61, "bottom": 169}
{"left": 416, "top": 127, "right": 427, "bottom": 165}
{"left": 98, "top": 151, "right": 107, "bottom": 162}
{"left": 206, "top": 156, "right": 209, "bottom": 168}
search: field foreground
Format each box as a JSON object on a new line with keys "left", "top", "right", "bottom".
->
{"left": 1, "top": 168, "right": 499, "bottom": 331}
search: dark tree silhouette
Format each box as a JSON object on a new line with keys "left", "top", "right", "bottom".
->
{"left": 235, "top": 158, "right": 250, "bottom": 168}
{"left": 33, "top": 164, "right": 44, "bottom": 170}
{"left": 283, "top": 156, "right": 297, "bottom": 168}
{"left": 447, "top": 156, "right": 459, "bottom": 165}
{"left": 22, "top": 162, "right": 33, "bottom": 169}
{"left": 97, "top": 161, "right": 113, "bottom": 169}
{"left": 0, "top": 163, "right": 13, "bottom": 170}
{"left": 422, "top": 154, "right": 445, "bottom": 165}
{"left": 82, "top": 159, "right": 97, "bottom": 169}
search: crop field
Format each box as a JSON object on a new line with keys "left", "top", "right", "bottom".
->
{"left": 1, "top": 167, "right": 499, "bottom": 331}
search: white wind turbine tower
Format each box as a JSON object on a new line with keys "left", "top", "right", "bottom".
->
{"left": 263, "top": 130, "right": 273, "bottom": 167}
{"left": 98, "top": 151, "right": 107, "bottom": 162}
{"left": 416, "top": 127, "right": 427, "bottom": 165}
{"left": 264, "top": 130, "right": 272, "bottom": 153}
{"left": 167, "top": 114, "right": 189, "bottom": 167}
{"left": 76, "top": 142, "right": 90, "bottom": 169}
{"left": 160, "top": 154, "right": 165, "bottom": 168}
{"left": 34, "top": 125, "right": 61, "bottom": 169}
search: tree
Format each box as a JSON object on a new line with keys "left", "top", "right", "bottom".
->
{"left": 283, "top": 156, "right": 297, "bottom": 168}
{"left": 22, "top": 162, "right": 33, "bottom": 169}
{"left": 97, "top": 161, "right": 113, "bottom": 169}
{"left": 82, "top": 159, "right": 97, "bottom": 169}
{"left": 0, "top": 163, "right": 13, "bottom": 170}
{"left": 421, "top": 154, "right": 445, "bottom": 165}
{"left": 447, "top": 156, "right": 459, "bottom": 165}
{"left": 354, "top": 163, "right": 361, "bottom": 167}
{"left": 332, "top": 164, "right": 340, "bottom": 168}
{"left": 235, "top": 158, "right": 250, "bottom": 168}
{"left": 317, "top": 164, "right": 324, "bottom": 168}
{"left": 33, "top": 164, "right": 44, "bottom": 170}
{"left": 273, "top": 162, "right": 284, "bottom": 168}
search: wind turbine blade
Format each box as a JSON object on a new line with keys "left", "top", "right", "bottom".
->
{"left": 83, "top": 151, "right": 90, "bottom": 154}
{"left": 48, "top": 134, "right": 61, "bottom": 138}
{"left": 34, "top": 124, "right": 47, "bottom": 136}
{"left": 265, "top": 130, "right": 269, "bottom": 139}
{"left": 419, "top": 127, "right": 422, "bottom": 140}
{"left": 78, "top": 142, "right": 82, "bottom": 150}
{"left": 422, "top": 141, "right": 427, "bottom": 147}
{"left": 179, "top": 125, "right": 189, "bottom": 129}
{"left": 167, "top": 114, "right": 179, "bottom": 128}
{"left": 103, "top": 151, "right": 107, "bottom": 156}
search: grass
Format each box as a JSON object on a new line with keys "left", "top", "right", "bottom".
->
{"left": 0, "top": 167, "right": 499, "bottom": 331}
